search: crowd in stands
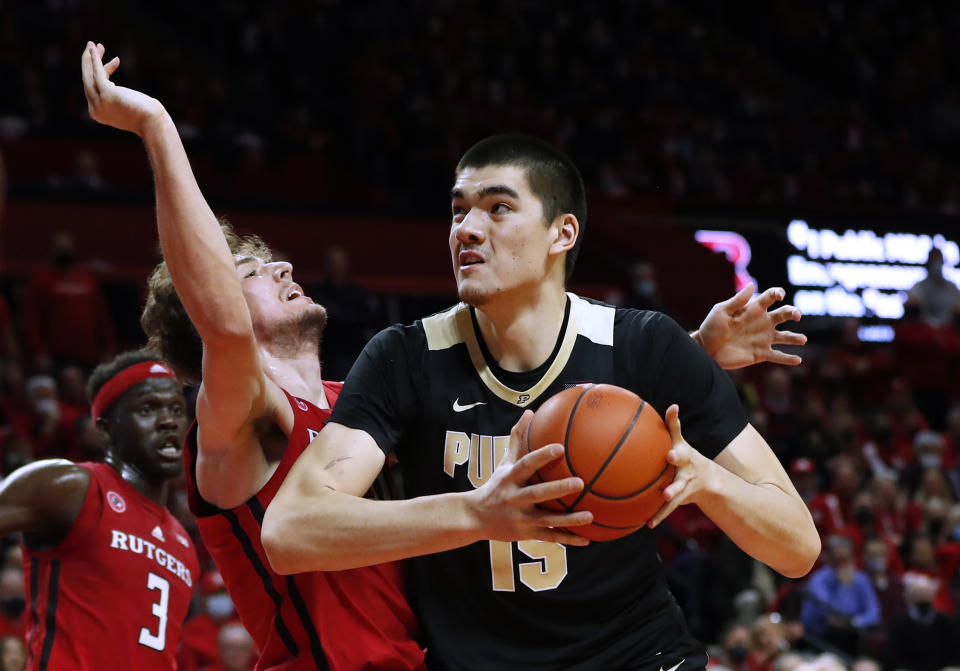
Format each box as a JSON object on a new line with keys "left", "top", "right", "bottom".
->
{"left": 2, "top": 2, "right": 960, "bottom": 215}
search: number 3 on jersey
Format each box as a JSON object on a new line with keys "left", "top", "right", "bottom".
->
{"left": 138, "top": 572, "right": 170, "bottom": 651}
{"left": 489, "top": 540, "right": 567, "bottom": 592}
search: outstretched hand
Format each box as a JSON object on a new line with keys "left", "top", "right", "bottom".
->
{"left": 696, "top": 284, "right": 807, "bottom": 370}
{"left": 468, "top": 411, "right": 593, "bottom": 546}
{"left": 81, "top": 41, "right": 165, "bottom": 135}
{"left": 647, "top": 405, "right": 716, "bottom": 528}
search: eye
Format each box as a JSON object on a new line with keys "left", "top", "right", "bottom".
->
{"left": 451, "top": 205, "right": 466, "bottom": 220}
{"left": 171, "top": 404, "right": 185, "bottom": 416}
{"left": 491, "top": 202, "right": 511, "bottom": 215}
{"left": 244, "top": 269, "right": 256, "bottom": 278}
{"left": 138, "top": 404, "right": 154, "bottom": 416}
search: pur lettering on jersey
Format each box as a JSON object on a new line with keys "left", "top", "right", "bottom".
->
{"left": 110, "top": 529, "right": 193, "bottom": 587}
{"left": 307, "top": 428, "right": 320, "bottom": 443}
{"left": 442, "top": 431, "right": 510, "bottom": 488}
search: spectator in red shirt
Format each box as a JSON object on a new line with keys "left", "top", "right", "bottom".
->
{"left": 21, "top": 231, "right": 115, "bottom": 372}
{"left": 809, "top": 456, "right": 861, "bottom": 537}
{"left": 11, "top": 375, "right": 83, "bottom": 461}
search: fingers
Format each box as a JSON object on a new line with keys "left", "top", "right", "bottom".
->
{"left": 664, "top": 404, "right": 684, "bottom": 445}
{"left": 503, "top": 410, "right": 534, "bottom": 466}
{"left": 772, "top": 330, "right": 807, "bottom": 347}
{"left": 91, "top": 42, "right": 110, "bottom": 85}
{"left": 762, "top": 349, "right": 803, "bottom": 366}
{"left": 81, "top": 42, "right": 97, "bottom": 104}
{"left": 510, "top": 443, "right": 566, "bottom": 483}
{"left": 755, "top": 286, "right": 787, "bottom": 311}
{"left": 723, "top": 283, "right": 755, "bottom": 313}
{"left": 769, "top": 304, "right": 802, "bottom": 325}
{"left": 104, "top": 56, "right": 120, "bottom": 77}
{"left": 514, "top": 476, "right": 584, "bottom": 505}
{"left": 531, "top": 527, "right": 591, "bottom": 547}
{"left": 532, "top": 508, "right": 593, "bottom": 528}
{"left": 648, "top": 495, "right": 680, "bottom": 528}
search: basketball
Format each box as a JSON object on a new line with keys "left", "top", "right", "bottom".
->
{"left": 525, "top": 384, "right": 675, "bottom": 541}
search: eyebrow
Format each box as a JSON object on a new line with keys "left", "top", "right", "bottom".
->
{"left": 450, "top": 184, "right": 520, "bottom": 201}
{"left": 234, "top": 256, "right": 259, "bottom": 267}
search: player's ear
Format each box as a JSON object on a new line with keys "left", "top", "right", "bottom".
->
{"left": 95, "top": 416, "right": 115, "bottom": 446}
{"left": 548, "top": 213, "right": 578, "bottom": 256}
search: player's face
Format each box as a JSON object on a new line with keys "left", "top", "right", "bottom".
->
{"left": 449, "top": 165, "right": 556, "bottom": 306}
{"left": 234, "top": 255, "right": 327, "bottom": 337}
{"left": 111, "top": 378, "right": 188, "bottom": 481}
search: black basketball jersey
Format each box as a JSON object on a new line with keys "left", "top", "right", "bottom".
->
{"left": 331, "top": 294, "right": 748, "bottom": 671}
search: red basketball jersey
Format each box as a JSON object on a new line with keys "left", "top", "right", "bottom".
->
{"left": 184, "top": 382, "right": 425, "bottom": 671}
{"left": 22, "top": 461, "right": 199, "bottom": 670}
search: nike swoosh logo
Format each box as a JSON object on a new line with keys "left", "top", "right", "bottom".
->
{"left": 659, "top": 659, "right": 684, "bottom": 671}
{"left": 453, "top": 398, "right": 487, "bottom": 412}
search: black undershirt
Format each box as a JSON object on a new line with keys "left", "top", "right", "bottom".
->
{"left": 469, "top": 297, "right": 571, "bottom": 390}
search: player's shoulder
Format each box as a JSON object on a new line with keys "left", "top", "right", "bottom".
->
{"left": 5, "top": 458, "right": 91, "bottom": 493}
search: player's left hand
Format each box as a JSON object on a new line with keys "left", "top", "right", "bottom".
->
{"left": 647, "top": 404, "right": 717, "bottom": 528}
{"left": 694, "top": 284, "right": 807, "bottom": 370}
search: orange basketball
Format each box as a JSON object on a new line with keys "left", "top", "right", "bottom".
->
{"left": 525, "top": 384, "right": 675, "bottom": 541}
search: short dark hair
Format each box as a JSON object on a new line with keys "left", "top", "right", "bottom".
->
{"left": 456, "top": 134, "right": 587, "bottom": 283}
{"left": 86, "top": 349, "right": 165, "bottom": 416}
{"left": 140, "top": 220, "right": 272, "bottom": 383}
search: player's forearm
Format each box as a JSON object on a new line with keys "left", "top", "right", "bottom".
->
{"left": 139, "top": 112, "right": 253, "bottom": 341}
{"left": 695, "top": 463, "right": 820, "bottom": 577}
{"left": 262, "top": 487, "right": 484, "bottom": 574}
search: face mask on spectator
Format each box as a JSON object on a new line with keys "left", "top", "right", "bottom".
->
{"left": 920, "top": 454, "right": 942, "bottom": 470}
{"left": 31, "top": 398, "right": 59, "bottom": 420}
{"left": 726, "top": 645, "right": 750, "bottom": 664}
{"left": 866, "top": 557, "right": 886, "bottom": 574}
{"left": 206, "top": 593, "right": 235, "bottom": 619}
{"left": 928, "top": 518, "right": 944, "bottom": 537}
{"left": 855, "top": 507, "right": 873, "bottom": 526}
{"left": 0, "top": 597, "right": 25, "bottom": 618}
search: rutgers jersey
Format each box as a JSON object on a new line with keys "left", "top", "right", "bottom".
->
{"left": 331, "top": 295, "right": 749, "bottom": 671}
{"left": 22, "top": 461, "right": 199, "bottom": 671}
{"left": 184, "top": 382, "right": 425, "bottom": 671}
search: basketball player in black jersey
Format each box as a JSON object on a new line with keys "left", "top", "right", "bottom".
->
{"left": 263, "top": 134, "right": 819, "bottom": 671}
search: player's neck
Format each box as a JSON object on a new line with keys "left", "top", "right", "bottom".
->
{"left": 260, "top": 349, "right": 329, "bottom": 409}
{"left": 108, "top": 457, "right": 170, "bottom": 507}
{"left": 474, "top": 285, "right": 567, "bottom": 372}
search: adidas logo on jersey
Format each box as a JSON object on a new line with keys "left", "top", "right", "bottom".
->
{"left": 151, "top": 526, "right": 165, "bottom": 542}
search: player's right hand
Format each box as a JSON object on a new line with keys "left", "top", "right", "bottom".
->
{"left": 466, "top": 410, "right": 593, "bottom": 547}
{"left": 81, "top": 42, "right": 166, "bottom": 136}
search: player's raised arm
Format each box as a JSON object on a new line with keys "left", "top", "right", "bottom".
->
{"left": 81, "top": 42, "right": 275, "bottom": 506}
{"left": 691, "top": 284, "right": 807, "bottom": 369}
{"left": 0, "top": 460, "right": 89, "bottom": 546}
{"left": 262, "top": 416, "right": 593, "bottom": 574}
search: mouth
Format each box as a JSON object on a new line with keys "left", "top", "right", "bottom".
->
{"left": 157, "top": 436, "right": 182, "bottom": 460}
{"left": 282, "top": 284, "right": 311, "bottom": 302}
{"left": 458, "top": 250, "right": 485, "bottom": 270}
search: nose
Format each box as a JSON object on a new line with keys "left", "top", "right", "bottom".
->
{"left": 269, "top": 261, "right": 293, "bottom": 282}
{"left": 454, "top": 209, "right": 485, "bottom": 245}
{"left": 157, "top": 407, "right": 181, "bottom": 430}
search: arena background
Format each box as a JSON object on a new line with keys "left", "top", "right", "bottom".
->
{"left": 1, "top": 2, "right": 959, "bottom": 670}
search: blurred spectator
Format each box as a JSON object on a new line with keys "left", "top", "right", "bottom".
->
{"left": 748, "top": 614, "right": 791, "bottom": 671}
{"left": 0, "top": 561, "right": 24, "bottom": 639}
{"left": 883, "top": 572, "right": 957, "bottom": 671}
{"left": 0, "top": 636, "right": 25, "bottom": 671}
{"left": 21, "top": 231, "right": 116, "bottom": 371}
{"left": 625, "top": 261, "right": 667, "bottom": 312}
{"left": 862, "top": 538, "right": 905, "bottom": 624}
{"left": 8, "top": 375, "right": 83, "bottom": 461}
{"left": 850, "top": 658, "right": 880, "bottom": 671}
{"left": 711, "top": 622, "right": 752, "bottom": 671}
{"left": 809, "top": 457, "right": 862, "bottom": 538}
{"left": 179, "top": 570, "right": 238, "bottom": 671}
{"left": 789, "top": 459, "right": 818, "bottom": 505}
{"left": 309, "top": 246, "right": 380, "bottom": 381}
{"left": 201, "top": 622, "right": 255, "bottom": 671}
{"left": 801, "top": 535, "right": 880, "bottom": 656}
{"left": 907, "top": 248, "right": 960, "bottom": 327}
{"left": 56, "top": 365, "right": 89, "bottom": 414}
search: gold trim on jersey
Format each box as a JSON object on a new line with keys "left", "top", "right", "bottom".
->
{"left": 421, "top": 294, "right": 615, "bottom": 407}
